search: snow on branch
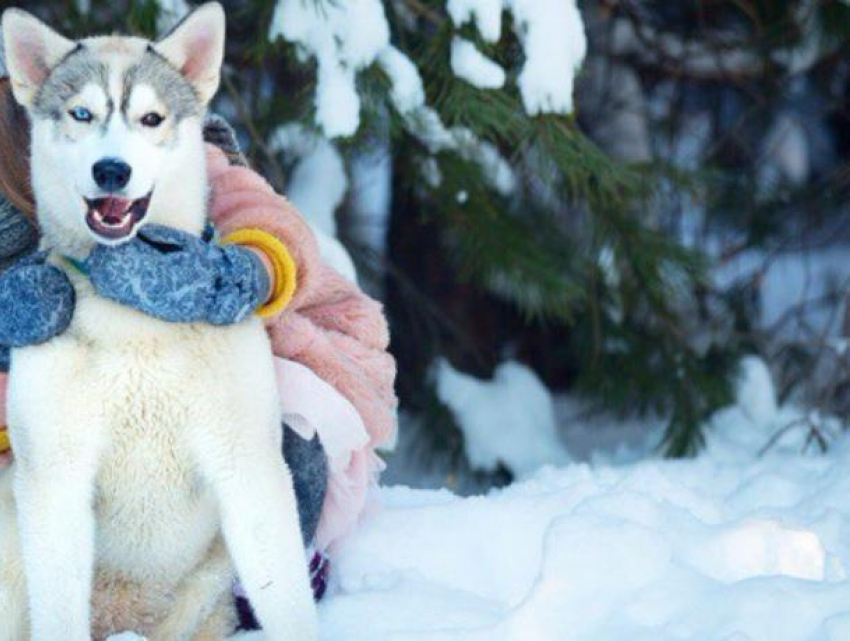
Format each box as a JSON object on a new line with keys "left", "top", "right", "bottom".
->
{"left": 376, "top": 46, "right": 425, "bottom": 114}
{"left": 448, "top": 0, "right": 587, "bottom": 115}
{"left": 451, "top": 36, "right": 506, "bottom": 89}
{"left": 406, "top": 108, "right": 517, "bottom": 195}
{"left": 269, "top": 0, "right": 391, "bottom": 137}
{"left": 270, "top": 0, "right": 588, "bottom": 136}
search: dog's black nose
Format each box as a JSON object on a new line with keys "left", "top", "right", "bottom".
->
{"left": 92, "top": 158, "right": 132, "bottom": 192}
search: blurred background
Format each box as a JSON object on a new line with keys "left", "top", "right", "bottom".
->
{"left": 7, "top": 0, "right": 850, "bottom": 492}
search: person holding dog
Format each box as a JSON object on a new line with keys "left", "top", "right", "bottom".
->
{"left": 0, "top": 69, "right": 397, "bottom": 617}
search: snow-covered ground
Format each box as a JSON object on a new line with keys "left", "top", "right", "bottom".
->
{"left": 230, "top": 359, "right": 850, "bottom": 640}
{"left": 316, "top": 457, "right": 850, "bottom": 640}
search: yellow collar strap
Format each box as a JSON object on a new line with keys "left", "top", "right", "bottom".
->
{"left": 0, "top": 426, "right": 10, "bottom": 454}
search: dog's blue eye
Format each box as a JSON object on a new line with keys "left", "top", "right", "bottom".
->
{"left": 68, "top": 107, "right": 93, "bottom": 123}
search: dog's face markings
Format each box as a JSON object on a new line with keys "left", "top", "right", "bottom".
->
{"left": 32, "top": 46, "right": 111, "bottom": 125}
{"left": 124, "top": 49, "right": 202, "bottom": 126}
{"left": 38, "top": 47, "right": 199, "bottom": 149}
{"left": 0, "top": 3, "right": 225, "bottom": 247}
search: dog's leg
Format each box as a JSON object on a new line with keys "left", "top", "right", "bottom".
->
{"left": 0, "top": 470, "right": 27, "bottom": 641}
{"left": 14, "top": 448, "right": 102, "bottom": 641}
{"left": 191, "top": 591, "right": 239, "bottom": 641}
{"left": 193, "top": 425, "right": 317, "bottom": 641}
{"left": 8, "top": 356, "right": 106, "bottom": 641}
{"left": 149, "top": 538, "right": 235, "bottom": 641}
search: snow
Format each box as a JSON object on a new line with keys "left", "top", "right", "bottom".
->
{"left": 267, "top": 0, "right": 426, "bottom": 138}
{"left": 507, "top": 0, "right": 587, "bottom": 115}
{"left": 554, "top": 395, "right": 661, "bottom": 466}
{"left": 447, "top": 0, "right": 504, "bottom": 43}
{"left": 301, "top": 356, "right": 850, "bottom": 640}
{"left": 269, "top": 124, "right": 358, "bottom": 281}
{"left": 270, "top": 0, "right": 587, "bottom": 135}
{"left": 377, "top": 47, "right": 425, "bottom": 115}
{"left": 269, "top": 124, "right": 346, "bottom": 239}
{"left": 315, "top": 445, "right": 850, "bottom": 639}
{"left": 407, "top": 111, "right": 516, "bottom": 195}
{"left": 312, "top": 229, "right": 359, "bottom": 283}
{"left": 450, "top": 37, "right": 505, "bottom": 90}
{"left": 735, "top": 356, "right": 778, "bottom": 426}
{"left": 435, "top": 360, "right": 570, "bottom": 476}
{"left": 269, "top": 0, "right": 391, "bottom": 137}
{"left": 274, "top": 128, "right": 346, "bottom": 238}
{"left": 457, "top": 133, "right": 516, "bottom": 196}
{"left": 448, "top": 0, "right": 587, "bottom": 115}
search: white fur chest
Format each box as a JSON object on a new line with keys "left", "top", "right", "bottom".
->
{"left": 7, "top": 263, "right": 281, "bottom": 585}
{"left": 74, "top": 292, "right": 220, "bottom": 581}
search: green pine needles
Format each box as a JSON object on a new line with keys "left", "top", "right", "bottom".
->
{"left": 53, "top": 0, "right": 771, "bottom": 464}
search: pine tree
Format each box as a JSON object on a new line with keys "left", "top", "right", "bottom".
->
{"left": 31, "top": 0, "right": 850, "bottom": 478}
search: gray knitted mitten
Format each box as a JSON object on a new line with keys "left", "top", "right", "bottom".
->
{"left": 0, "top": 251, "right": 75, "bottom": 353}
{"left": 86, "top": 224, "right": 270, "bottom": 326}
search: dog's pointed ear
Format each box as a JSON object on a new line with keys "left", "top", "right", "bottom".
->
{"left": 154, "top": 2, "right": 225, "bottom": 106}
{"left": 1, "top": 8, "right": 76, "bottom": 108}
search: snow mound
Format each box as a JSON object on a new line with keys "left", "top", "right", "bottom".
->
{"left": 435, "top": 360, "right": 570, "bottom": 476}
{"left": 310, "top": 435, "right": 850, "bottom": 640}
{"left": 304, "top": 361, "right": 850, "bottom": 640}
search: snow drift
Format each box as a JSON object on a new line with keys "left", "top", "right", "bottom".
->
{"left": 221, "top": 359, "right": 850, "bottom": 641}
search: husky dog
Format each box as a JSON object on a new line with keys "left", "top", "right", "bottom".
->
{"left": 0, "top": 4, "right": 317, "bottom": 639}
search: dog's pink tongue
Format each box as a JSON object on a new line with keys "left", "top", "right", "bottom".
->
{"left": 101, "top": 197, "right": 130, "bottom": 221}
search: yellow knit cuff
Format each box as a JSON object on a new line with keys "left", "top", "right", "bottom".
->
{"left": 221, "top": 229, "right": 297, "bottom": 319}
{"left": 0, "top": 427, "right": 10, "bottom": 454}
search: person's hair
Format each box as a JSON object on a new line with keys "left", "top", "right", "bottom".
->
{"left": 0, "top": 78, "right": 35, "bottom": 220}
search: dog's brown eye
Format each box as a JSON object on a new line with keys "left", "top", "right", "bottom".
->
{"left": 141, "top": 112, "right": 164, "bottom": 128}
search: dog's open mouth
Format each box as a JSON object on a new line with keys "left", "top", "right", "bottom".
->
{"left": 84, "top": 192, "right": 152, "bottom": 241}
